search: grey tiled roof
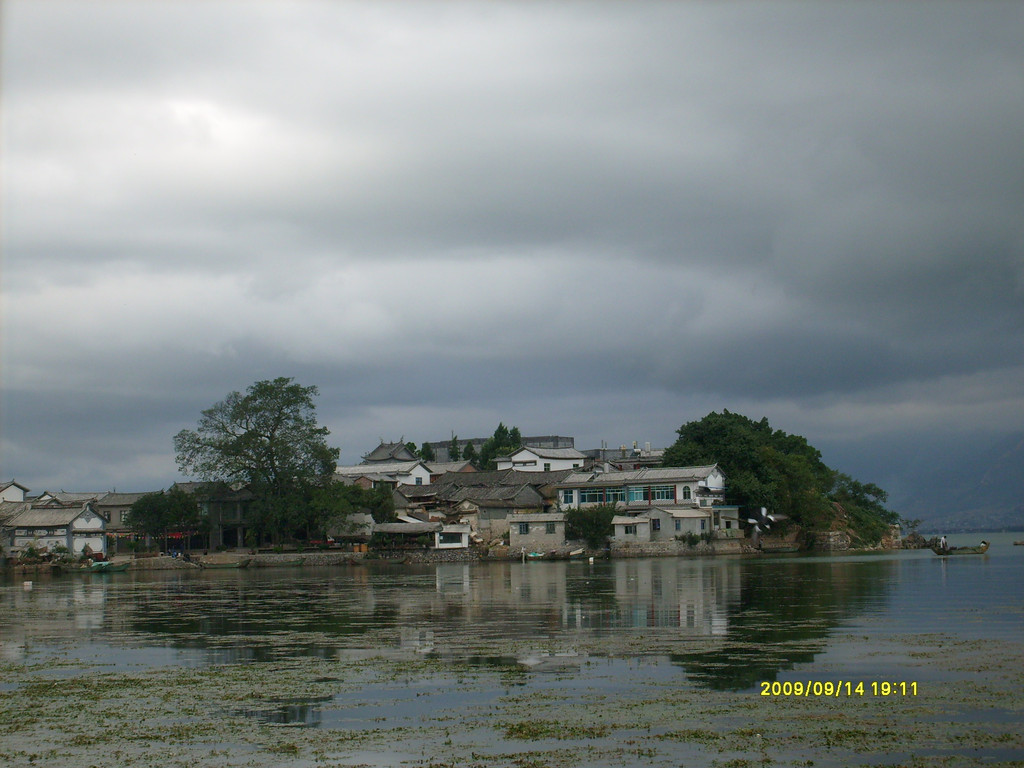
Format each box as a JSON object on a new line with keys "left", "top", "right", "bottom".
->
{"left": 502, "top": 447, "right": 586, "bottom": 460}
{"left": 558, "top": 465, "right": 722, "bottom": 487}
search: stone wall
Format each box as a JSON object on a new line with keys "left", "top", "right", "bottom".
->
{"left": 610, "top": 539, "right": 745, "bottom": 558}
{"left": 813, "top": 530, "right": 852, "bottom": 551}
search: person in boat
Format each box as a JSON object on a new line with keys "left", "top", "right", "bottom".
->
{"left": 939, "top": 535, "right": 948, "bottom": 550}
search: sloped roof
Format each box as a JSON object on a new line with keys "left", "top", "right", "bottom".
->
{"left": 558, "top": 465, "right": 722, "bottom": 487}
{"left": 425, "top": 461, "right": 475, "bottom": 474}
{"left": 502, "top": 447, "right": 587, "bottom": 461}
{"left": 611, "top": 515, "right": 648, "bottom": 526}
{"left": 373, "top": 522, "right": 441, "bottom": 535}
{"left": 434, "top": 468, "right": 574, "bottom": 488}
{"left": 446, "top": 484, "right": 544, "bottom": 507}
{"left": 362, "top": 442, "right": 419, "bottom": 463}
{"left": 8, "top": 501, "right": 100, "bottom": 528}
{"left": 96, "top": 492, "right": 149, "bottom": 506}
{"left": 336, "top": 461, "right": 425, "bottom": 476}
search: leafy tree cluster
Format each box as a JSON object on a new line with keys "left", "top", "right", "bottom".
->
{"left": 565, "top": 503, "right": 617, "bottom": 549}
{"left": 477, "top": 422, "right": 522, "bottom": 470}
{"left": 127, "top": 486, "right": 204, "bottom": 551}
{"left": 662, "top": 410, "right": 898, "bottom": 543}
{"left": 173, "top": 378, "right": 392, "bottom": 546}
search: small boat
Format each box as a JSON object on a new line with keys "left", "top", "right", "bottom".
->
{"left": 1014, "top": 541, "right": 1024, "bottom": 546}
{"left": 200, "top": 557, "right": 251, "bottom": 569}
{"left": 931, "top": 541, "right": 989, "bottom": 556}
{"left": 90, "top": 560, "right": 131, "bottom": 572}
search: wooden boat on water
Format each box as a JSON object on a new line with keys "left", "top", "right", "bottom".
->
{"left": 89, "top": 560, "right": 131, "bottom": 572}
{"left": 931, "top": 541, "right": 989, "bottom": 556}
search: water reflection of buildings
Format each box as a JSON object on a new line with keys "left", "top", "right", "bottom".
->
{"left": 426, "top": 558, "right": 739, "bottom": 637}
{"left": 1, "top": 579, "right": 108, "bottom": 661}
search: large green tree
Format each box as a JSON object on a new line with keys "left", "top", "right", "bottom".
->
{"left": 174, "top": 378, "right": 340, "bottom": 542}
{"left": 662, "top": 410, "right": 897, "bottom": 542}
{"left": 126, "top": 486, "right": 202, "bottom": 551}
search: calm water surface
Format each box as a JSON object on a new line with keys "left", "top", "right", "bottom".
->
{"left": 2, "top": 532, "right": 1022, "bottom": 765}
{"left": 3, "top": 533, "right": 1021, "bottom": 680}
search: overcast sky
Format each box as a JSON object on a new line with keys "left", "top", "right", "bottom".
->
{"left": 2, "top": 1, "right": 1022, "bottom": 507}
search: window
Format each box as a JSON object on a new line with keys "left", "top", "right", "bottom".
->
{"left": 651, "top": 519, "right": 661, "bottom": 531}
{"left": 651, "top": 486, "right": 674, "bottom": 501}
{"left": 415, "top": 477, "right": 423, "bottom": 485}
{"left": 561, "top": 489, "right": 575, "bottom": 505}
{"left": 627, "top": 486, "right": 646, "bottom": 502}
{"left": 580, "top": 488, "right": 604, "bottom": 504}
{"left": 700, "top": 520, "right": 706, "bottom": 531}
{"left": 545, "top": 522, "right": 556, "bottom": 534}
{"left": 605, "top": 487, "right": 626, "bottom": 503}
{"left": 674, "top": 519, "right": 681, "bottom": 531}
{"left": 438, "top": 532, "right": 463, "bottom": 545}
{"left": 573, "top": 463, "right": 580, "bottom": 468}
{"left": 518, "top": 522, "right": 530, "bottom": 535}
{"left": 701, "top": 499, "right": 709, "bottom": 507}
{"left": 682, "top": 486, "right": 691, "bottom": 500}
{"left": 624, "top": 524, "right": 637, "bottom": 535}
{"left": 543, "top": 463, "right": 551, "bottom": 472}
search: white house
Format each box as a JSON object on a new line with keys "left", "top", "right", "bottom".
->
{"left": 0, "top": 480, "right": 30, "bottom": 503}
{"left": 556, "top": 465, "right": 741, "bottom": 540}
{"left": 5, "top": 500, "right": 107, "bottom": 556}
{"left": 334, "top": 460, "right": 433, "bottom": 487}
{"left": 495, "top": 447, "right": 586, "bottom": 472}
{"left": 435, "top": 523, "right": 471, "bottom": 550}
{"left": 557, "top": 465, "right": 726, "bottom": 510}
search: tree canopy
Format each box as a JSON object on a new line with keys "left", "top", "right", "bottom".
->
{"left": 126, "top": 486, "right": 203, "bottom": 550}
{"left": 477, "top": 422, "right": 522, "bottom": 470}
{"left": 174, "top": 377, "right": 339, "bottom": 493}
{"left": 174, "top": 378, "right": 341, "bottom": 544}
{"left": 662, "top": 410, "right": 898, "bottom": 542}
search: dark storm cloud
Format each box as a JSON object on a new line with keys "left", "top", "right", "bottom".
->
{"left": 2, "top": 1, "right": 1023, "bottom": 499}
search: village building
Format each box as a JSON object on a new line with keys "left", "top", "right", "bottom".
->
{"left": 508, "top": 512, "right": 567, "bottom": 552}
{"left": 94, "top": 492, "right": 149, "bottom": 553}
{"left": 334, "top": 460, "right": 433, "bottom": 488}
{"left": 495, "top": 446, "right": 587, "bottom": 472}
{"left": 556, "top": 465, "right": 741, "bottom": 541}
{"left": 396, "top": 469, "right": 572, "bottom": 540}
{"left": 583, "top": 442, "right": 665, "bottom": 470}
{"left": 174, "top": 481, "right": 255, "bottom": 550}
{"left": 361, "top": 441, "right": 420, "bottom": 463}
{"left": 422, "top": 435, "right": 576, "bottom": 463}
{"left": 0, "top": 480, "right": 30, "bottom": 503}
{"left": 1, "top": 497, "right": 107, "bottom": 557}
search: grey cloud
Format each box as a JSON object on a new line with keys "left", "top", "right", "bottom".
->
{"left": 3, "top": 2, "right": 1023, "bottom": 513}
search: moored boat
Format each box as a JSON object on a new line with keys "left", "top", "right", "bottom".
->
{"left": 89, "top": 560, "right": 131, "bottom": 572}
{"left": 931, "top": 540, "right": 989, "bottom": 556}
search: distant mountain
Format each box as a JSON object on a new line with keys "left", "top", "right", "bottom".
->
{"left": 893, "top": 433, "right": 1024, "bottom": 533}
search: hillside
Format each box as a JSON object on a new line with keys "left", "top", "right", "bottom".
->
{"left": 893, "top": 433, "right": 1024, "bottom": 533}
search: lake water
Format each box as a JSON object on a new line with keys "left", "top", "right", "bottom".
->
{"left": 2, "top": 531, "right": 1022, "bottom": 767}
